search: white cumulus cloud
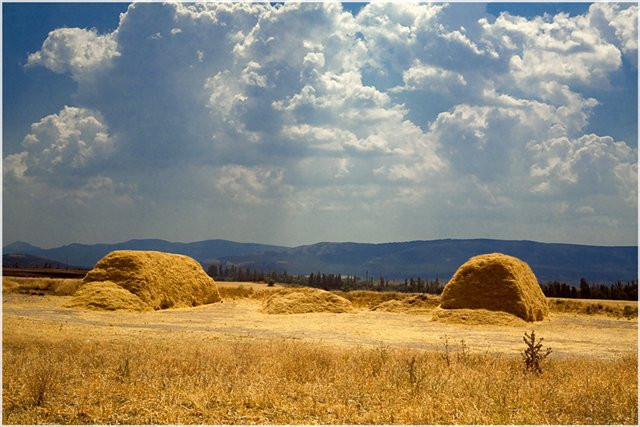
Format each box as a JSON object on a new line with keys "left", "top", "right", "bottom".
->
{"left": 216, "top": 165, "right": 288, "bottom": 205}
{"left": 529, "top": 134, "right": 637, "bottom": 202}
{"left": 27, "top": 27, "right": 119, "bottom": 81}
{"left": 18, "top": 106, "right": 115, "bottom": 178}
{"left": 5, "top": 2, "right": 637, "bottom": 246}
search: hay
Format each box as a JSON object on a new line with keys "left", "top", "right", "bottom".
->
{"left": 430, "top": 307, "right": 527, "bottom": 326}
{"left": 64, "top": 281, "right": 151, "bottom": 311}
{"left": 440, "top": 253, "right": 548, "bottom": 322}
{"left": 261, "top": 287, "right": 354, "bottom": 314}
{"left": 370, "top": 294, "right": 439, "bottom": 313}
{"left": 76, "top": 250, "right": 221, "bottom": 310}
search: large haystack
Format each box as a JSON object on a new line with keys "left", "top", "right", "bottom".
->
{"left": 69, "top": 250, "right": 221, "bottom": 311}
{"left": 261, "top": 288, "right": 354, "bottom": 314}
{"left": 440, "top": 253, "right": 548, "bottom": 321}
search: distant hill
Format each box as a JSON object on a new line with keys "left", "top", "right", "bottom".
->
{"left": 3, "top": 253, "right": 77, "bottom": 269}
{"left": 220, "top": 239, "right": 638, "bottom": 284}
{"left": 3, "top": 241, "right": 42, "bottom": 254}
{"left": 3, "top": 238, "right": 637, "bottom": 284}
{"left": 2, "top": 239, "right": 287, "bottom": 270}
{"left": 3, "top": 253, "right": 88, "bottom": 278}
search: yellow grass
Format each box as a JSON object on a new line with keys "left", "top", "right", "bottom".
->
{"left": 549, "top": 297, "right": 638, "bottom": 318}
{"left": 2, "top": 283, "right": 637, "bottom": 424}
{"left": 2, "top": 330, "right": 636, "bottom": 424}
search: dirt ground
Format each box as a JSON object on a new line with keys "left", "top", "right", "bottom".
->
{"left": 2, "top": 284, "right": 636, "bottom": 359}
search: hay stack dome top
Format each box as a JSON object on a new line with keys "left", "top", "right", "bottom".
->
{"left": 79, "top": 250, "right": 221, "bottom": 310}
{"left": 440, "top": 253, "right": 548, "bottom": 321}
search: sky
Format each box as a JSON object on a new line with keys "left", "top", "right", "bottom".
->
{"left": 2, "top": 1, "right": 638, "bottom": 248}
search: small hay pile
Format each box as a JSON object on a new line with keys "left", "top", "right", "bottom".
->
{"left": 370, "top": 294, "right": 439, "bottom": 313}
{"left": 431, "top": 307, "right": 526, "bottom": 326}
{"left": 440, "top": 253, "right": 548, "bottom": 322}
{"left": 65, "top": 250, "right": 220, "bottom": 311}
{"left": 64, "top": 281, "right": 151, "bottom": 311}
{"left": 261, "top": 287, "right": 354, "bottom": 314}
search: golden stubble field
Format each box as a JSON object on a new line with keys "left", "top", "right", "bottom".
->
{"left": 2, "top": 279, "right": 638, "bottom": 424}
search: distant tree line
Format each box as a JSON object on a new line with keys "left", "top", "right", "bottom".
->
{"left": 207, "top": 264, "right": 268, "bottom": 282}
{"left": 207, "top": 264, "right": 308, "bottom": 285}
{"left": 540, "top": 278, "right": 638, "bottom": 301}
{"left": 7, "top": 262, "right": 65, "bottom": 269}
{"left": 305, "top": 273, "right": 444, "bottom": 293}
{"left": 207, "top": 264, "right": 637, "bottom": 301}
{"left": 207, "top": 264, "right": 444, "bottom": 294}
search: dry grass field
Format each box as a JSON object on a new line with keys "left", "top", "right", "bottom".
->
{"left": 2, "top": 278, "right": 638, "bottom": 424}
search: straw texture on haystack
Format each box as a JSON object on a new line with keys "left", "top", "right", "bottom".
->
{"left": 70, "top": 250, "right": 220, "bottom": 311}
{"left": 65, "top": 281, "right": 151, "bottom": 311}
{"left": 440, "top": 253, "right": 548, "bottom": 321}
{"left": 261, "top": 288, "right": 354, "bottom": 314}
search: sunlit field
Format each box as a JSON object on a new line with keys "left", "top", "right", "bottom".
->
{"left": 3, "top": 279, "right": 638, "bottom": 424}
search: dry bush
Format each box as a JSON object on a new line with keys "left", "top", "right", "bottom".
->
{"left": 521, "top": 330, "right": 552, "bottom": 374}
{"left": 2, "top": 335, "right": 637, "bottom": 425}
{"left": 623, "top": 305, "right": 637, "bottom": 319}
{"left": 549, "top": 298, "right": 638, "bottom": 319}
{"left": 2, "top": 277, "right": 81, "bottom": 296}
{"left": 2, "top": 278, "right": 21, "bottom": 293}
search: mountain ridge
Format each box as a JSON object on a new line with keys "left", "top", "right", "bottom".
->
{"left": 3, "top": 237, "right": 637, "bottom": 284}
{"left": 2, "top": 238, "right": 288, "bottom": 271}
